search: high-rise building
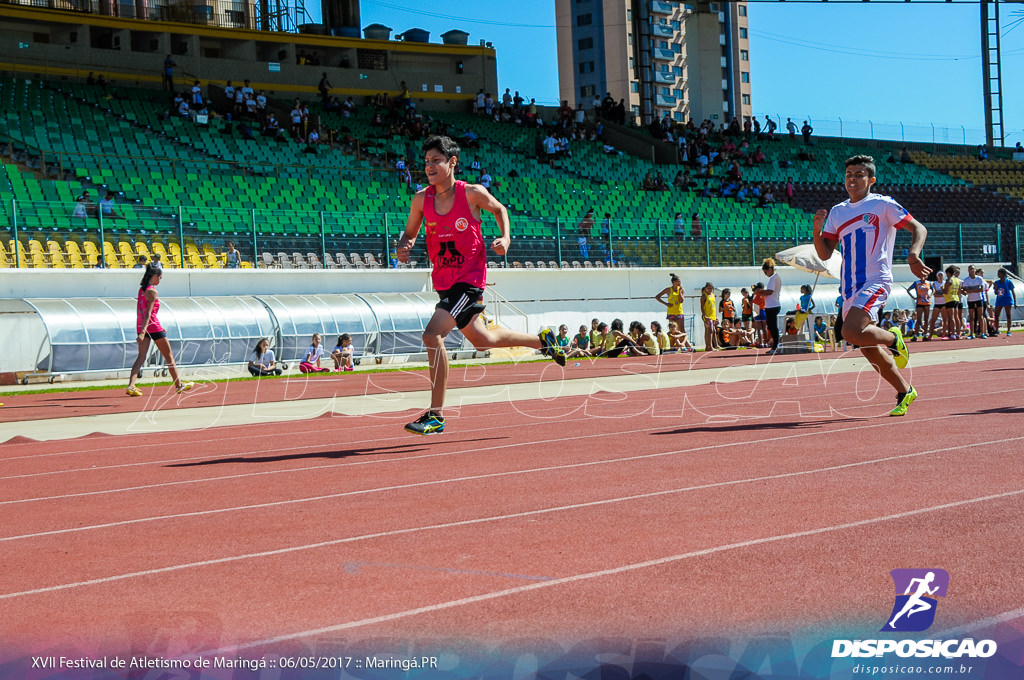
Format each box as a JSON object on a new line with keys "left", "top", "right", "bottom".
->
{"left": 556, "top": 0, "right": 751, "bottom": 126}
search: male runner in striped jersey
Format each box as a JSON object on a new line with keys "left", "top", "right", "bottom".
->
{"left": 814, "top": 155, "right": 931, "bottom": 416}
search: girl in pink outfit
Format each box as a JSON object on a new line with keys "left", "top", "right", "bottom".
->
{"left": 299, "top": 333, "right": 332, "bottom": 373}
{"left": 126, "top": 265, "right": 193, "bottom": 396}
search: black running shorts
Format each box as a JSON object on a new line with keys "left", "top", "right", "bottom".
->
{"left": 437, "top": 283, "right": 486, "bottom": 329}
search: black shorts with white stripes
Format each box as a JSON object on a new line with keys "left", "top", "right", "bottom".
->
{"left": 436, "top": 283, "right": 486, "bottom": 329}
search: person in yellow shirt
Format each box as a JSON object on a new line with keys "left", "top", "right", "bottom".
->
{"left": 634, "top": 322, "right": 659, "bottom": 356}
{"left": 650, "top": 320, "right": 670, "bottom": 354}
{"left": 942, "top": 265, "right": 964, "bottom": 340}
{"left": 588, "top": 317, "right": 602, "bottom": 350}
{"left": 700, "top": 281, "right": 720, "bottom": 351}
{"left": 655, "top": 272, "right": 686, "bottom": 331}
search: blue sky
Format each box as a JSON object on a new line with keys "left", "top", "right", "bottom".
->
{"left": 334, "top": 0, "right": 1023, "bottom": 146}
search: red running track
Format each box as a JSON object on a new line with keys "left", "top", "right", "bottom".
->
{"left": 1, "top": 333, "right": 1013, "bottom": 424}
{"left": 1, "top": 353, "right": 1023, "bottom": 657}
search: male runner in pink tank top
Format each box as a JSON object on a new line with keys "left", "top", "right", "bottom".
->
{"left": 397, "top": 135, "right": 566, "bottom": 435}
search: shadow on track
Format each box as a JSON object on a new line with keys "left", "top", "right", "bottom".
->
{"left": 652, "top": 417, "right": 867, "bottom": 436}
{"left": 166, "top": 436, "right": 509, "bottom": 467}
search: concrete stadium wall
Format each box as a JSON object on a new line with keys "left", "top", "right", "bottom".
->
{"left": 0, "top": 264, "right": 924, "bottom": 338}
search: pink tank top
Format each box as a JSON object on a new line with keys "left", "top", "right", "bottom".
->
{"left": 137, "top": 285, "right": 164, "bottom": 334}
{"left": 423, "top": 180, "right": 487, "bottom": 291}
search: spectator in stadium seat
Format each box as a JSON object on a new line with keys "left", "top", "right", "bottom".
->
{"left": 801, "top": 120, "right": 814, "bottom": 145}
{"left": 543, "top": 132, "right": 558, "bottom": 167}
{"left": 190, "top": 81, "right": 203, "bottom": 107}
{"left": 134, "top": 254, "right": 148, "bottom": 269}
{"left": 256, "top": 91, "right": 267, "bottom": 119}
{"left": 99, "top": 191, "right": 121, "bottom": 221}
{"left": 151, "top": 253, "right": 163, "bottom": 270}
{"left": 244, "top": 93, "right": 258, "bottom": 119}
{"left": 577, "top": 208, "right": 594, "bottom": 260}
{"left": 317, "top": 72, "right": 332, "bottom": 107}
{"left": 290, "top": 104, "right": 304, "bottom": 140}
{"left": 223, "top": 80, "right": 235, "bottom": 110}
{"left": 162, "top": 55, "right": 176, "bottom": 91}
{"left": 224, "top": 241, "right": 241, "bottom": 269}
{"left": 691, "top": 212, "right": 702, "bottom": 238}
{"left": 262, "top": 113, "right": 281, "bottom": 138}
{"left": 72, "top": 191, "right": 93, "bottom": 221}
{"left": 673, "top": 213, "right": 686, "bottom": 238}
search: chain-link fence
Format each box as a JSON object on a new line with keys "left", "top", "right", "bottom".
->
{"left": 1, "top": 198, "right": 1008, "bottom": 271}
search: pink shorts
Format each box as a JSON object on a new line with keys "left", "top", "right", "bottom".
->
{"left": 299, "top": 361, "right": 331, "bottom": 374}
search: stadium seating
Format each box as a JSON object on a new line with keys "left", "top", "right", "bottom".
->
{"left": 1, "top": 75, "right": 1018, "bottom": 270}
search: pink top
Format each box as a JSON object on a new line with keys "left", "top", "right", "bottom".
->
{"left": 137, "top": 285, "right": 164, "bottom": 334}
{"left": 423, "top": 180, "right": 487, "bottom": 291}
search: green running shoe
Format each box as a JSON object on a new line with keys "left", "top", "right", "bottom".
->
{"left": 890, "top": 327, "right": 909, "bottom": 370}
{"left": 890, "top": 386, "right": 918, "bottom": 417}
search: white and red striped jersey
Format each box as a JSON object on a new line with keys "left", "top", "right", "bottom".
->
{"left": 822, "top": 193, "right": 913, "bottom": 300}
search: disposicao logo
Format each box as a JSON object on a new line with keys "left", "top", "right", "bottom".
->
{"left": 831, "top": 569, "right": 998, "bottom": 659}
{"left": 882, "top": 568, "right": 949, "bottom": 632}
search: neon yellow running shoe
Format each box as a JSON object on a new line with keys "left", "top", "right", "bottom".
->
{"left": 176, "top": 381, "right": 195, "bottom": 394}
{"left": 126, "top": 386, "right": 143, "bottom": 397}
{"left": 890, "top": 327, "right": 909, "bottom": 370}
{"left": 890, "top": 386, "right": 918, "bottom": 417}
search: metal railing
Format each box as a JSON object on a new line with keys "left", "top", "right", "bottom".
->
{"left": 1, "top": 199, "right": 1008, "bottom": 271}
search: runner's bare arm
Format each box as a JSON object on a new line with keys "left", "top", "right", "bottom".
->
{"left": 812, "top": 208, "right": 836, "bottom": 261}
{"left": 466, "top": 183, "right": 511, "bottom": 255}
{"left": 905, "top": 218, "right": 930, "bottom": 279}
{"left": 397, "top": 191, "right": 425, "bottom": 263}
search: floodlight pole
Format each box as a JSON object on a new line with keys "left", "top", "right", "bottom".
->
{"left": 981, "top": 0, "right": 1004, "bottom": 149}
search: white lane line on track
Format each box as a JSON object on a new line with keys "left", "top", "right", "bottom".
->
{"left": 0, "top": 361, "right": 1010, "bottom": 466}
{"left": 2, "top": 434, "right": 1022, "bottom": 597}
{"left": 199, "top": 486, "right": 1024, "bottom": 654}
{"left": 2, "top": 375, "right": 1016, "bottom": 494}
{"left": 2, "top": 344, "right": 1016, "bottom": 446}
{"left": 935, "top": 607, "right": 1024, "bottom": 638}
{"left": 0, "top": 396, "right": 980, "bottom": 510}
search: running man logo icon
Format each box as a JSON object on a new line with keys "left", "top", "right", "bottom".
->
{"left": 881, "top": 569, "right": 950, "bottom": 632}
